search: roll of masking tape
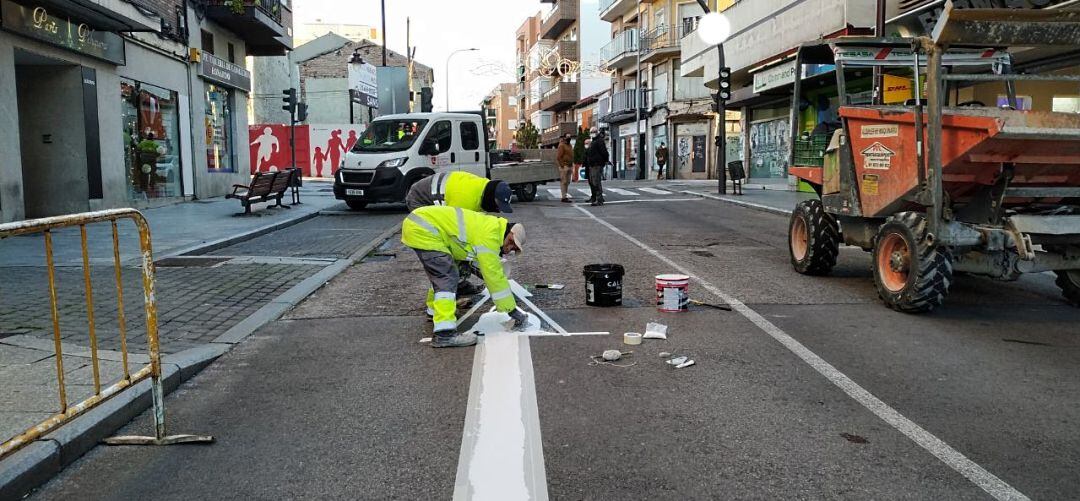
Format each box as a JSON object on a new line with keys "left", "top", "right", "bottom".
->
{"left": 623, "top": 332, "right": 642, "bottom": 345}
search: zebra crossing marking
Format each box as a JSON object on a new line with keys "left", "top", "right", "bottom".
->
{"left": 638, "top": 187, "right": 672, "bottom": 195}
{"left": 606, "top": 188, "right": 638, "bottom": 196}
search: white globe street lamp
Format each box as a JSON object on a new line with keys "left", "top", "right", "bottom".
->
{"left": 698, "top": 12, "right": 732, "bottom": 45}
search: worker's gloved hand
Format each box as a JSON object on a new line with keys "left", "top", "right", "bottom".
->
{"left": 508, "top": 308, "right": 529, "bottom": 329}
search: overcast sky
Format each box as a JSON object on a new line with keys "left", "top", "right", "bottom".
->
{"left": 294, "top": 0, "right": 548, "bottom": 111}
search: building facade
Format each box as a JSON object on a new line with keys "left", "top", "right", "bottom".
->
{"left": 482, "top": 83, "right": 519, "bottom": 150}
{"left": 0, "top": 0, "right": 292, "bottom": 223}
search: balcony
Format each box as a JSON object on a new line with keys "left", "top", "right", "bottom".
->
{"left": 540, "top": 0, "right": 578, "bottom": 40}
{"left": 600, "top": 89, "right": 647, "bottom": 124}
{"left": 201, "top": 0, "right": 293, "bottom": 56}
{"left": 542, "top": 40, "right": 579, "bottom": 77}
{"left": 600, "top": 29, "right": 638, "bottom": 71}
{"left": 641, "top": 24, "right": 687, "bottom": 63}
{"left": 48, "top": 0, "right": 160, "bottom": 31}
{"left": 541, "top": 122, "right": 579, "bottom": 146}
{"left": 599, "top": 0, "right": 638, "bottom": 23}
{"left": 540, "top": 80, "right": 579, "bottom": 112}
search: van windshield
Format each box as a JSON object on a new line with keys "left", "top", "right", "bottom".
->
{"left": 353, "top": 119, "right": 429, "bottom": 153}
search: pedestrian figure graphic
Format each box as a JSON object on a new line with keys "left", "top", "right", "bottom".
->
{"left": 251, "top": 127, "right": 280, "bottom": 172}
{"left": 324, "top": 130, "right": 346, "bottom": 177}
{"left": 312, "top": 147, "right": 328, "bottom": 178}
{"left": 345, "top": 130, "right": 359, "bottom": 154}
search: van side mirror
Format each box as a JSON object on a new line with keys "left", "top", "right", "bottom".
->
{"left": 419, "top": 139, "right": 438, "bottom": 156}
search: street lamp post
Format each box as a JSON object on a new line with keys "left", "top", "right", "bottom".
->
{"left": 695, "top": 1, "right": 730, "bottom": 195}
{"left": 446, "top": 48, "right": 479, "bottom": 111}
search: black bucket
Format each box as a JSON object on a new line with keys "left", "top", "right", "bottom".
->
{"left": 583, "top": 264, "right": 624, "bottom": 307}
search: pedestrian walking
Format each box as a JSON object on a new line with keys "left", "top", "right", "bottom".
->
{"left": 655, "top": 142, "right": 668, "bottom": 181}
{"left": 584, "top": 130, "right": 609, "bottom": 206}
{"left": 401, "top": 206, "right": 529, "bottom": 348}
{"left": 556, "top": 134, "right": 575, "bottom": 203}
{"left": 405, "top": 171, "right": 514, "bottom": 295}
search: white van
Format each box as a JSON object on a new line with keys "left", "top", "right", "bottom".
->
{"left": 334, "top": 112, "right": 490, "bottom": 210}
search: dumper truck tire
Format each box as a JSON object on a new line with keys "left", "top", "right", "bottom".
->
{"left": 789, "top": 199, "right": 840, "bottom": 276}
{"left": 872, "top": 212, "right": 952, "bottom": 313}
{"left": 1055, "top": 270, "right": 1080, "bottom": 307}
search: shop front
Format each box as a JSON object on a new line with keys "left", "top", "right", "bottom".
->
{"left": 616, "top": 120, "right": 645, "bottom": 180}
{"left": 193, "top": 50, "right": 252, "bottom": 197}
{"left": 673, "top": 122, "right": 709, "bottom": 180}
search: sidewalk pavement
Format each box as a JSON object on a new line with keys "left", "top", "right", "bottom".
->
{"left": 665, "top": 179, "right": 815, "bottom": 215}
{"left": 0, "top": 180, "right": 402, "bottom": 478}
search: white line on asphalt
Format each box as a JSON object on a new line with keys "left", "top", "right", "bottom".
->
{"left": 607, "top": 188, "right": 639, "bottom": 196}
{"left": 575, "top": 188, "right": 592, "bottom": 196}
{"left": 600, "top": 198, "right": 702, "bottom": 205}
{"left": 638, "top": 187, "right": 673, "bottom": 195}
{"left": 682, "top": 190, "right": 791, "bottom": 215}
{"left": 546, "top": 188, "right": 564, "bottom": 199}
{"left": 572, "top": 205, "right": 1030, "bottom": 501}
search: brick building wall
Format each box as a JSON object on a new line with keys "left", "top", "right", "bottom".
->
{"left": 299, "top": 40, "right": 433, "bottom": 86}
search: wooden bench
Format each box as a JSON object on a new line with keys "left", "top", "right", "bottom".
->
{"left": 226, "top": 170, "right": 295, "bottom": 214}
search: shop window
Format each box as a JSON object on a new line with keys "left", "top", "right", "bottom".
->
{"left": 460, "top": 122, "right": 480, "bottom": 151}
{"left": 205, "top": 84, "right": 235, "bottom": 172}
{"left": 1052, "top": 96, "right": 1080, "bottom": 114}
{"left": 120, "top": 78, "right": 183, "bottom": 199}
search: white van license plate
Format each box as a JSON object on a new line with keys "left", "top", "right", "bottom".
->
{"left": 346, "top": 189, "right": 365, "bottom": 196}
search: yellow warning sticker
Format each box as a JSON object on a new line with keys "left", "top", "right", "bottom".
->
{"left": 862, "top": 174, "right": 880, "bottom": 196}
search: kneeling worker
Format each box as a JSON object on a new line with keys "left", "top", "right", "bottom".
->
{"left": 402, "top": 205, "right": 528, "bottom": 348}
{"left": 406, "top": 171, "right": 515, "bottom": 295}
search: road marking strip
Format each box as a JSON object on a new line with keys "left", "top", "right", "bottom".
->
{"left": 682, "top": 190, "right": 792, "bottom": 215}
{"left": 638, "top": 187, "right": 672, "bottom": 195}
{"left": 546, "top": 188, "right": 564, "bottom": 199}
{"left": 573, "top": 205, "right": 1030, "bottom": 501}
{"left": 601, "top": 198, "right": 702, "bottom": 205}
{"left": 575, "top": 188, "right": 592, "bottom": 196}
{"left": 606, "top": 188, "right": 639, "bottom": 196}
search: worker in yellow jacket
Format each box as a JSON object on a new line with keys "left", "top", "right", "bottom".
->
{"left": 401, "top": 205, "right": 528, "bottom": 348}
{"left": 405, "top": 171, "right": 514, "bottom": 296}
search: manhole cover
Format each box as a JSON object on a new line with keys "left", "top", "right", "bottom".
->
{"left": 155, "top": 256, "right": 232, "bottom": 267}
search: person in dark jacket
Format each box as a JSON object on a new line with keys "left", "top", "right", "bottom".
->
{"left": 584, "top": 131, "right": 609, "bottom": 206}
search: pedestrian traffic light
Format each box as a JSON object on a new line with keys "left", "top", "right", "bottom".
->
{"left": 282, "top": 88, "right": 297, "bottom": 114}
{"left": 296, "top": 102, "right": 308, "bottom": 123}
{"left": 718, "top": 67, "right": 732, "bottom": 102}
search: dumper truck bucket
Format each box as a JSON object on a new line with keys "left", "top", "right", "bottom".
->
{"left": 933, "top": 1, "right": 1080, "bottom": 46}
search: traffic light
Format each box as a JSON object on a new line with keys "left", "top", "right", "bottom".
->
{"left": 282, "top": 88, "right": 297, "bottom": 114}
{"left": 296, "top": 102, "right": 308, "bottom": 123}
{"left": 718, "top": 67, "right": 732, "bottom": 102}
{"left": 420, "top": 87, "right": 433, "bottom": 113}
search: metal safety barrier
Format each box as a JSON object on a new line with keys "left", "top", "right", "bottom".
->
{"left": 0, "top": 208, "right": 211, "bottom": 462}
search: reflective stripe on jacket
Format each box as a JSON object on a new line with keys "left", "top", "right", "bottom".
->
{"left": 401, "top": 205, "right": 516, "bottom": 312}
{"left": 427, "top": 171, "right": 489, "bottom": 211}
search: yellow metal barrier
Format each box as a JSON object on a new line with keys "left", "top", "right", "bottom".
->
{"left": 0, "top": 208, "right": 212, "bottom": 462}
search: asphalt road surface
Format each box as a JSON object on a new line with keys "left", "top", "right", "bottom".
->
{"left": 32, "top": 191, "right": 1080, "bottom": 500}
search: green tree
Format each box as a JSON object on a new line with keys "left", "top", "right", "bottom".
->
{"left": 515, "top": 120, "right": 540, "bottom": 149}
{"left": 573, "top": 127, "right": 589, "bottom": 165}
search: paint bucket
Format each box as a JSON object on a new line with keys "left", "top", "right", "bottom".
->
{"left": 583, "top": 264, "right": 624, "bottom": 307}
{"left": 656, "top": 274, "right": 690, "bottom": 312}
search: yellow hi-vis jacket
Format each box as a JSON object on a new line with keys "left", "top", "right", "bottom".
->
{"left": 428, "top": 171, "right": 490, "bottom": 212}
{"left": 401, "top": 205, "right": 516, "bottom": 313}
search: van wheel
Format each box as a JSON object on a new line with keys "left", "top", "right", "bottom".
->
{"left": 516, "top": 183, "right": 537, "bottom": 202}
{"left": 789, "top": 199, "right": 840, "bottom": 275}
{"left": 872, "top": 212, "right": 952, "bottom": 313}
{"left": 346, "top": 200, "right": 368, "bottom": 211}
{"left": 1056, "top": 270, "right": 1080, "bottom": 307}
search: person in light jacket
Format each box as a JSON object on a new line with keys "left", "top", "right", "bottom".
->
{"left": 555, "top": 134, "right": 575, "bottom": 203}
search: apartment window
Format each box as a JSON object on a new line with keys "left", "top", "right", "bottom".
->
{"left": 1053, "top": 96, "right": 1080, "bottom": 113}
{"left": 652, "top": 64, "right": 669, "bottom": 105}
{"left": 201, "top": 30, "right": 214, "bottom": 54}
{"left": 227, "top": 43, "right": 236, "bottom": 63}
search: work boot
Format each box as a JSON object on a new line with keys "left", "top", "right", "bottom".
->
{"left": 431, "top": 331, "right": 478, "bottom": 348}
{"left": 457, "top": 281, "right": 483, "bottom": 296}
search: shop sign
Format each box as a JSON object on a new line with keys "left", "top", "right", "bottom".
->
{"left": 0, "top": 0, "right": 125, "bottom": 65}
{"left": 348, "top": 61, "right": 379, "bottom": 107}
{"left": 861, "top": 124, "right": 899, "bottom": 139}
{"left": 861, "top": 142, "right": 896, "bottom": 170}
{"left": 753, "top": 61, "right": 797, "bottom": 93}
{"left": 199, "top": 52, "right": 251, "bottom": 92}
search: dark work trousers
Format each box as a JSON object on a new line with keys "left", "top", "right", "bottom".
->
{"left": 587, "top": 165, "right": 604, "bottom": 203}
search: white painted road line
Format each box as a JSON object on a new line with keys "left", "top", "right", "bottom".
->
{"left": 600, "top": 198, "right": 702, "bottom": 205}
{"left": 575, "top": 188, "right": 592, "bottom": 197}
{"left": 638, "top": 187, "right": 672, "bottom": 195}
{"left": 573, "top": 205, "right": 1030, "bottom": 501}
{"left": 682, "top": 190, "right": 791, "bottom": 215}
{"left": 607, "top": 188, "right": 638, "bottom": 196}
{"left": 546, "top": 188, "right": 564, "bottom": 199}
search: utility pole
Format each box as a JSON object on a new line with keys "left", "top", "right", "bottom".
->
{"left": 873, "top": 0, "right": 886, "bottom": 104}
{"left": 634, "top": 0, "right": 644, "bottom": 181}
{"left": 381, "top": 0, "right": 387, "bottom": 67}
{"left": 407, "top": 17, "right": 414, "bottom": 112}
{"left": 695, "top": 0, "right": 727, "bottom": 194}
